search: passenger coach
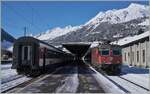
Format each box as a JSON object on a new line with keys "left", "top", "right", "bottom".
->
{"left": 12, "top": 37, "right": 74, "bottom": 76}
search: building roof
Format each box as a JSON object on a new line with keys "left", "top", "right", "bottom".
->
{"left": 112, "top": 31, "right": 149, "bottom": 46}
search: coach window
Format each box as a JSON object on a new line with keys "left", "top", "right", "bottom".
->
{"left": 143, "top": 50, "right": 145, "bottom": 63}
{"left": 137, "top": 51, "right": 139, "bottom": 62}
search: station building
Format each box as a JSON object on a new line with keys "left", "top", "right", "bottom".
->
{"left": 116, "top": 31, "right": 150, "bottom": 68}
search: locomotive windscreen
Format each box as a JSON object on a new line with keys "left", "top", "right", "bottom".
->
{"left": 112, "top": 49, "right": 121, "bottom": 55}
{"left": 99, "top": 49, "right": 109, "bottom": 56}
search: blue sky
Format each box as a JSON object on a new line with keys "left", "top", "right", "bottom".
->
{"left": 2, "top": 1, "right": 149, "bottom": 38}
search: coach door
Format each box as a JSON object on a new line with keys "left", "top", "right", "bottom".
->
{"left": 21, "top": 46, "right": 32, "bottom": 66}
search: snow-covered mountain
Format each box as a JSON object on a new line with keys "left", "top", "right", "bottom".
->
{"left": 85, "top": 3, "right": 149, "bottom": 26}
{"left": 1, "top": 28, "right": 16, "bottom": 52}
{"left": 36, "top": 25, "right": 82, "bottom": 40}
{"left": 36, "top": 3, "right": 149, "bottom": 44}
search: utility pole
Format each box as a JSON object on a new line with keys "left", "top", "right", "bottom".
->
{"left": 24, "top": 27, "right": 27, "bottom": 36}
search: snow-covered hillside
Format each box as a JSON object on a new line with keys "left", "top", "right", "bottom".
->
{"left": 85, "top": 3, "right": 149, "bottom": 26}
{"left": 1, "top": 29, "right": 15, "bottom": 52}
{"left": 138, "top": 19, "right": 149, "bottom": 26}
{"left": 36, "top": 3, "right": 149, "bottom": 43}
{"left": 36, "top": 25, "right": 81, "bottom": 40}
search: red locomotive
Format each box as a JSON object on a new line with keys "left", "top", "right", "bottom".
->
{"left": 91, "top": 43, "right": 122, "bottom": 74}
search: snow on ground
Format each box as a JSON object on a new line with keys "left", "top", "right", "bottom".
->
{"left": 107, "top": 65, "right": 149, "bottom": 93}
{"left": 121, "top": 65, "right": 149, "bottom": 90}
{"left": 1, "top": 76, "right": 31, "bottom": 92}
{"left": 108, "top": 76, "right": 149, "bottom": 93}
{"left": 1, "top": 64, "right": 12, "bottom": 70}
{"left": 56, "top": 67, "right": 79, "bottom": 93}
{"left": 1, "top": 63, "right": 31, "bottom": 92}
{"left": 1, "top": 63, "right": 18, "bottom": 83}
{"left": 89, "top": 66, "right": 125, "bottom": 93}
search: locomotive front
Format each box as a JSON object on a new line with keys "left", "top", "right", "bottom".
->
{"left": 91, "top": 44, "right": 122, "bottom": 74}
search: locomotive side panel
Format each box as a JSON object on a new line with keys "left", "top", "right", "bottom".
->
{"left": 91, "top": 48, "right": 101, "bottom": 68}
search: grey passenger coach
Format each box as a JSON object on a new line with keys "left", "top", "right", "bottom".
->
{"left": 12, "top": 37, "right": 74, "bottom": 76}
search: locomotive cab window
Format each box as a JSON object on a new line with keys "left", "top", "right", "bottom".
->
{"left": 112, "top": 49, "right": 121, "bottom": 55}
{"left": 99, "top": 49, "right": 109, "bottom": 56}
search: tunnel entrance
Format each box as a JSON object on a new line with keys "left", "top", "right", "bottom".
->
{"left": 62, "top": 43, "right": 91, "bottom": 60}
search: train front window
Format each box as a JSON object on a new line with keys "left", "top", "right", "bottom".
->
{"left": 99, "top": 49, "right": 109, "bottom": 56}
{"left": 113, "top": 49, "right": 121, "bottom": 55}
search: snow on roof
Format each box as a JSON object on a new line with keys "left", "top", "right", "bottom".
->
{"left": 112, "top": 31, "right": 149, "bottom": 46}
{"left": 90, "top": 41, "right": 104, "bottom": 48}
{"left": 63, "top": 42, "right": 91, "bottom": 45}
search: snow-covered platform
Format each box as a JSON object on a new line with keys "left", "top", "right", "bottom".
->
{"left": 107, "top": 65, "right": 149, "bottom": 93}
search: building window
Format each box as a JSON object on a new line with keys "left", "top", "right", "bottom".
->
{"left": 143, "top": 50, "right": 145, "bottom": 63}
{"left": 124, "top": 53, "right": 126, "bottom": 61}
{"left": 137, "top": 51, "right": 139, "bottom": 62}
{"left": 132, "top": 52, "right": 134, "bottom": 62}
{"left": 128, "top": 52, "right": 130, "bottom": 60}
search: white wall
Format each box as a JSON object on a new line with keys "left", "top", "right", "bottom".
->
{"left": 122, "top": 40, "right": 149, "bottom": 68}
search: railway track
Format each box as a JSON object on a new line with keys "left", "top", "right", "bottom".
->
{"left": 2, "top": 66, "right": 66, "bottom": 93}
{"left": 102, "top": 71, "right": 149, "bottom": 93}
{"left": 118, "top": 76, "right": 150, "bottom": 91}
{"left": 1, "top": 75, "right": 24, "bottom": 84}
{"left": 91, "top": 66, "right": 149, "bottom": 93}
{"left": 1, "top": 76, "right": 31, "bottom": 93}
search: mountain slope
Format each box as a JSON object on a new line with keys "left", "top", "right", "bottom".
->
{"left": 85, "top": 3, "right": 148, "bottom": 25}
{"left": 36, "top": 3, "right": 149, "bottom": 45}
{"left": 35, "top": 25, "right": 81, "bottom": 40}
{"left": 1, "top": 28, "right": 16, "bottom": 51}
